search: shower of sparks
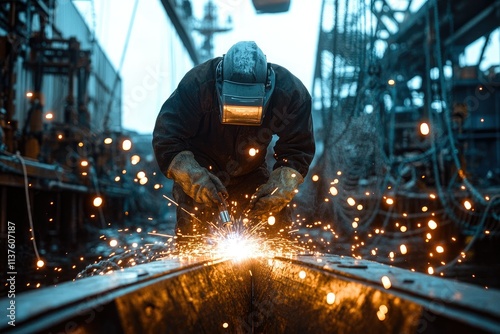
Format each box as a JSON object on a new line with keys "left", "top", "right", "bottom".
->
{"left": 69, "top": 171, "right": 496, "bottom": 288}
{"left": 162, "top": 217, "right": 309, "bottom": 262}
{"left": 76, "top": 200, "right": 313, "bottom": 279}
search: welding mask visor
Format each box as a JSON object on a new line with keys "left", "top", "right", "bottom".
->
{"left": 216, "top": 41, "right": 275, "bottom": 126}
{"left": 219, "top": 80, "right": 267, "bottom": 125}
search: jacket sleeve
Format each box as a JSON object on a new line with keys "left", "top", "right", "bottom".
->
{"left": 152, "top": 77, "right": 203, "bottom": 176}
{"left": 272, "top": 88, "right": 315, "bottom": 178}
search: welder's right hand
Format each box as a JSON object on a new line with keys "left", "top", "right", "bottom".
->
{"left": 167, "top": 151, "right": 227, "bottom": 206}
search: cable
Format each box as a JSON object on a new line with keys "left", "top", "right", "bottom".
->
{"left": 432, "top": 0, "right": 487, "bottom": 206}
{"left": 435, "top": 194, "right": 500, "bottom": 273}
{"left": 89, "top": 160, "right": 107, "bottom": 229}
{"left": 15, "top": 152, "right": 42, "bottom": 264}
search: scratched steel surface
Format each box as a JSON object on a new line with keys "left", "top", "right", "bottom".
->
{"left": 271, "top": 255, "right": 500, "bottom": 333}
{"left": 293, "top": 255, "right": 500, "bottom": 325}
{"left": 1, "top": 254, "right": 500, "bottom": 333}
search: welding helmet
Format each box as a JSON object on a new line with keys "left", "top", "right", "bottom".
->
{"left": 216, "top": 41, "right": 275, "bottom": 126}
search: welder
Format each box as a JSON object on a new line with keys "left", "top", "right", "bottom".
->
{"left": 152, "top": 41, "right": 315, "bottom": 241}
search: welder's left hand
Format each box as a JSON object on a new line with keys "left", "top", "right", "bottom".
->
{"left": 246, "top": 167, "right": 304, "bottom": 220}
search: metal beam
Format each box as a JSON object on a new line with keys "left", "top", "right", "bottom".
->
{"left": 445, "top": 0, "right": 500, "bottom": 48}
{"left": 159, "top": 0, "right": 199, "bottom": 65}
{"left": 2, "top": 255, "right": 500, "bottom": 333}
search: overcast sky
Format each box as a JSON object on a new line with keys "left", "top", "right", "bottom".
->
{"left": 75, "top": 0, "right": 322, "bottom": 134}
{"left": 74, "top": 0, "right": 498, "bottom": 135}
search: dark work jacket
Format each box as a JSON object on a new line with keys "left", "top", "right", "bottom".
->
{"left": 152, "top": 57, "right": 315, "bottom": 186}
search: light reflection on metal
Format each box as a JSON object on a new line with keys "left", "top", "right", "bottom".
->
{"left": 326, "top": 292, "right": 336, "bottom": 304}
{"left": 298, "top": 270, "right": 306, "bottom": 279}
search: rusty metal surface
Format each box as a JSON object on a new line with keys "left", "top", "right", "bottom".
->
{"left": 249, "top": 257, "right": 421, "bottom": 333}
{"left": 1, "top": 258, "right": 230, "bottom": 333}
{"left": 272, "top": 255, "right": 500, "bottom": 333}
{"left": 1, "top": 254, "right": 500, "bottom": 333}
{"left": 295, "top": 255, "right": 500, "bottom": 323}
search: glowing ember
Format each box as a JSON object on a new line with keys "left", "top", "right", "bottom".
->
{"left": 419, "top": 122, "right": 430, "bottom": 136}
{"left": 130, "top": 155, "right": 141, "bottom": 165}
{"left": 381, "top": 275, "right": 391, "bottom": 289}
{"left": 109, "top": 239, "right": 118, "bottom": 247}
{"left": 329, "top": 186, "right": 338, "bottom": 196}
{"left": 428, "top": 266, "right": 434, "bottom": 275}
{"left": 326, "top": 292, "right": 336, "bottom": 304}
{"left": 400, "top": 244, "right": 407, "bottom": 254}
{"left": 37, "top": 260, "right": 45, "bottom": 268}
{"left": 377, "top": 304, "right": 388, "bottom": 321}
{"left": 436, "top": 246, "right": 444, "bottom": 253}
{"left": 248, "top": 148, "right": 257, "bottom": 156}
{"left": 428, "top": 220, "right": 437, "bottom": 230}
{"left": 463, "top": 200, "right": 472, "bottom": 210}
{"left": 268, "top": 216, "right": 276, "bottom": 226}
{"left": 93, "top": 196, "right": 103, "bottom": 207}
{"left": 122, "top": 139, "right": 132, "bottom": 151}
{"left": 299, "top": 270, "right": 307, "bottom": 279}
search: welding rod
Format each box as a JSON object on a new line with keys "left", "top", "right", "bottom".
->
{"left": 218, "top": 194, "right": 232, "bottom": 226}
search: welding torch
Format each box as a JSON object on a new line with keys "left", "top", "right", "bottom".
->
{"left": 217, "top": 193, "right": 232, "bottom": 229}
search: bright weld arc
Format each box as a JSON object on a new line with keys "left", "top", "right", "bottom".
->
{"left": 83, "top": 193, "right": 312, "bottom": 277}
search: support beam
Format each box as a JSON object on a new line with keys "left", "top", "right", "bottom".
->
{"left": 2, "top": 254, "right": 499, "bottom": 333}
{"left": 159, "top": 0, "right": 199, "bottom": 65}
{"left": 445, "top": 0, "right": 500, "bottom": 49}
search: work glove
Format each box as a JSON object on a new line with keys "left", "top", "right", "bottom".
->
{"left": 247, "top": 167, "right": 303, "bottom": 220}
{"left": 167, "top": 151, "right": 227, "bottom": 206}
